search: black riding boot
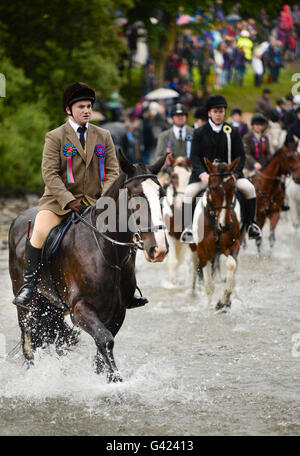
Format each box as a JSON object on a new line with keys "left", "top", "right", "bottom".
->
{"left": 127, "top": 286, "right": 149, "bottom": 309}
{"left": 13, "top": 238, "right": 42, "bottom": 309}
{"left": 244, "top": 198, "right": 262, "bottom": 239}
{"left": 126, "top": 250, "right": 149, "bottom": 309}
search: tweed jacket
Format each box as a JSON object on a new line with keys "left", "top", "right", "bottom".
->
{"left": 243, "top": 131, "right": 272, "bottom": 170}
{"left": 39, "top": 121, "right": 119, "bottom": 215}
{"left": 189, "top": 122, "right": 245, "bottom": 184}
{"left": 155, "top": 125, "right": 194, "bottom": 161}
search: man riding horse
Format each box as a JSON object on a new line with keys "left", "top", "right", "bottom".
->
{"left": 13, "top": 82, "right": 148, "bottom": 310}
{"left": 180, "top": 94, "right": 262, "bottom": 243}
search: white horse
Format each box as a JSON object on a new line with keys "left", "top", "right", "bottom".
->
{"left": 286, "top": 176, "right": 300, "bottom": 230}
{"left": 161, "top": 156, "right": 198, "bottom": 289}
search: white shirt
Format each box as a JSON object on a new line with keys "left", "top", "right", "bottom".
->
{"left": 173, "top": 125, "right": 186, "bottom": 140}
{"left": 68, "top": 118, "right": 89, "bottom": 142}
{"left": 208, "top": 118, "right": 223, "bottom": 133}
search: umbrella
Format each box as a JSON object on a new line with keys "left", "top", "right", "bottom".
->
{"left": 225, "top": 14, "right": 242, "bottom": 23}
{"left": 176, "top": 14, "right": 197, "bottom": 25}
{"left": 145, "top": 88, "right": 179, "bottom": 100}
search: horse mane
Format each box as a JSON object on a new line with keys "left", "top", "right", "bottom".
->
{"left": 217, "top": 162, "right": 228, "bottom": 174}
{"left": 102, "top": 172, "right": 127, "bottom": 200}
{"left": 102, "top": 162, "right": 150, "bottom": 200}
{"left": 261, "top": 147, "right": 282, "bottom": 171}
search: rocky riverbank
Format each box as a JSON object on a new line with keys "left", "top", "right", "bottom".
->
{"left": 0, "top": 195, "right": 40, "bottom": 250}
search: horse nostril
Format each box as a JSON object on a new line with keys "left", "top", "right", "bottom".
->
{"left": 148, "top": 246, "right": 155, "bottom": 260}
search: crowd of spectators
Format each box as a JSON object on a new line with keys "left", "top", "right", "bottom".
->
{"left": 95, "top": 3, "right": 300, "bottom": 166}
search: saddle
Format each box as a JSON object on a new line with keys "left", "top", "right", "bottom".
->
{"left": 39, "top": 206, "right": 92, "bottom": 310}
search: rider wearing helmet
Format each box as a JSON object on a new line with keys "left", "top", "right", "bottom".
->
{"left": 180, "top": 94, "right": 262, "bottom": 243}
{"left": 155, "top": 103, "right": 194, "bottom": 161}
{"left": 13, "top": 83, "right": 126, "bottom": 309}
{"left": 243, "top": 113, "right": 272, "bottom": 172}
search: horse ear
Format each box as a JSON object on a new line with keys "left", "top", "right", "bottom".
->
{"left": 227, "top": 157, "right": 240, "bottom": 173}
{"left": 168, "top": 154, "right": 176, "bottom": 167}
{"left": 118, "top": 148, "right": 134, "bottom": 176}
{"left": 148, "top": 154, "right": 167, "bottom": 175}
{"left": 204, "top": 158, "right": 217, "bottom": 174}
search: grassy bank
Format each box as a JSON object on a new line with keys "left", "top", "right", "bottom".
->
{"left": 214, "top": 61, "right": 299, "bottom": 115}
{"left": 121, "top": 62, "right": 299, "bottom": 116}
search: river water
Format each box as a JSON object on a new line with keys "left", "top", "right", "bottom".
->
{"left": 0, "top": 208, "right": 299, "bottom": 436}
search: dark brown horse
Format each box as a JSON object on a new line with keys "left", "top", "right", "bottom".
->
{"left": 250, "top": 142, "right": 300, "bottom": 252}
{"left": 9, "top": 152, "right": 168, "bottom": 382}
{"left": 193, "top": 158, "right": 241, "bottom": 311}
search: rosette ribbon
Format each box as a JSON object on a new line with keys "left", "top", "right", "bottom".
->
{"left": 63, "top": 144, "right": 77, "bottom": 183}
{"left": 166, "top": 139, "right": 174, "bottom": 164}
{"left": 94, "top": 144, "right": 107, "bottom": 181}
{"left": 186, "top": 134, "right": 193, "bottom": 158}
{"left": 223, "top": 125, "right": 232, "bottom": 163}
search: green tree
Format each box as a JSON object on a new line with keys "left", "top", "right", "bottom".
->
{"left": 0, "top": 0, "right": 132, "bottom": 125}
{"left": 0, "top": 51, "right": 51, "bottom": 194}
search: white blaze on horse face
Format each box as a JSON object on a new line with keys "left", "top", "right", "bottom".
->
{"left": 142, "top": 178, "right": 167, "bottom": 253}
{"left": 173, "top": 165, "right": 191, "bottom": 207}
{"left": 219, "top": 196, "right": 226, "bottom": 227}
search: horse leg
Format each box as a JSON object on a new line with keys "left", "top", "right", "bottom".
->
{"left": 167, "top": 236, "right": 178, "bottom": 284}
{"left": 72, "top": 300, "right": 122, "bottom": 383}
{"left": 289, "top": 200, "right": 300, "bottom": 229}
{"left": 216, "top": 255, "right": 236, "bottom": 312}
{"left": 202, "top": 261, "right": 215, "bottom": 306}
{"left": 190, "top": 249, "right": 199, "bottom": 294}
{"left": 269, "top": 212, "right": 280, "bottom": 249}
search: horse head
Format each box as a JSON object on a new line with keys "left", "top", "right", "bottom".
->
{"left": 280, "top": 142, "right": 300, "bottom": 184}
{"left": 204, "top": 158, "right": 239, "bottom": 227}
{"left": 118, "top": 150, "right": 168, "bottom": 263}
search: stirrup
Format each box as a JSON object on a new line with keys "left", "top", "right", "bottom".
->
{"left": 180, "top": 227, "right": 194, "bottom": 244}
{"left": 247, "top": 223, "right": 262, "bottom": 240}
{"left": 126, "top": 286, "right": 149, "bottom": 309}
{"left": 12, "top": 284, "right": 36, "bottom": 309}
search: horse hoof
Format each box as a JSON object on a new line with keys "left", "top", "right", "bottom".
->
{"left": 215, "top": 301, "right": 231, "bottom": 313}
{"left": 108, "top": 372, "right": 123, "bottom": 383}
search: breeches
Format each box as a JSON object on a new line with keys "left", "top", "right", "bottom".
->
{"left": 184, "top": 178, "right": 256, "bottom": 201}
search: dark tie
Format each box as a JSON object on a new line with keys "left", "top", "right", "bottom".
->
{"left": 179, "top": 128, "right": 183, "bottom": 142}
{"left": 77, "top": 125, "right": 87, "bottom": 150}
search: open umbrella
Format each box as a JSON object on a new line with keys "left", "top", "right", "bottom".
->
{"left": 145, "top": 88, "right": 179, "bottom": 100}
{"left": 225, "top": 14, "right": 242, "bottom": 23}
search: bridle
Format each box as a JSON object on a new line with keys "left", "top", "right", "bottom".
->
{"left": 205, "top": 171, "right": 237, "bottom": 245}
{"left": 206, "top": 171, "right": 237, "bottom": 213}
{"left": 75, "top": 173, "right": 166, "bottom": 250}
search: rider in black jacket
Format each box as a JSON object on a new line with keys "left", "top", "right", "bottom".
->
{"left": 180, "top": 94, "right": 262, "bottom": 243}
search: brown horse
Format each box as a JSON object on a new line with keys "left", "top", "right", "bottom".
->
{"left": 9, "top": 151, "right": 168, "bottom": 382}
{"left": 162, "top": 156, "right": 198, "bottom": 287}
{"left": 193, "top": 158, "right": 241, "bottom": 311}
{"left": 250, "top": 142, "right": 300, "bottom": 252}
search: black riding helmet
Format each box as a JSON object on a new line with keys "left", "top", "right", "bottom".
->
{"left": 251, "top": 112, "right": 267, "bottom": 125}
{"left": 171, "top": 103, "right": 188, "bottom": 116}
{"left": 206, "top": 94, "right": 228, "bottom": 111}
{"left": 62, "top": 82, "right": 96, "bottom": 113}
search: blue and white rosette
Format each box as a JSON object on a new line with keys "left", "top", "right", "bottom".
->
{"left": 94, "top": 144, "right": 107, "bottom": 181}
